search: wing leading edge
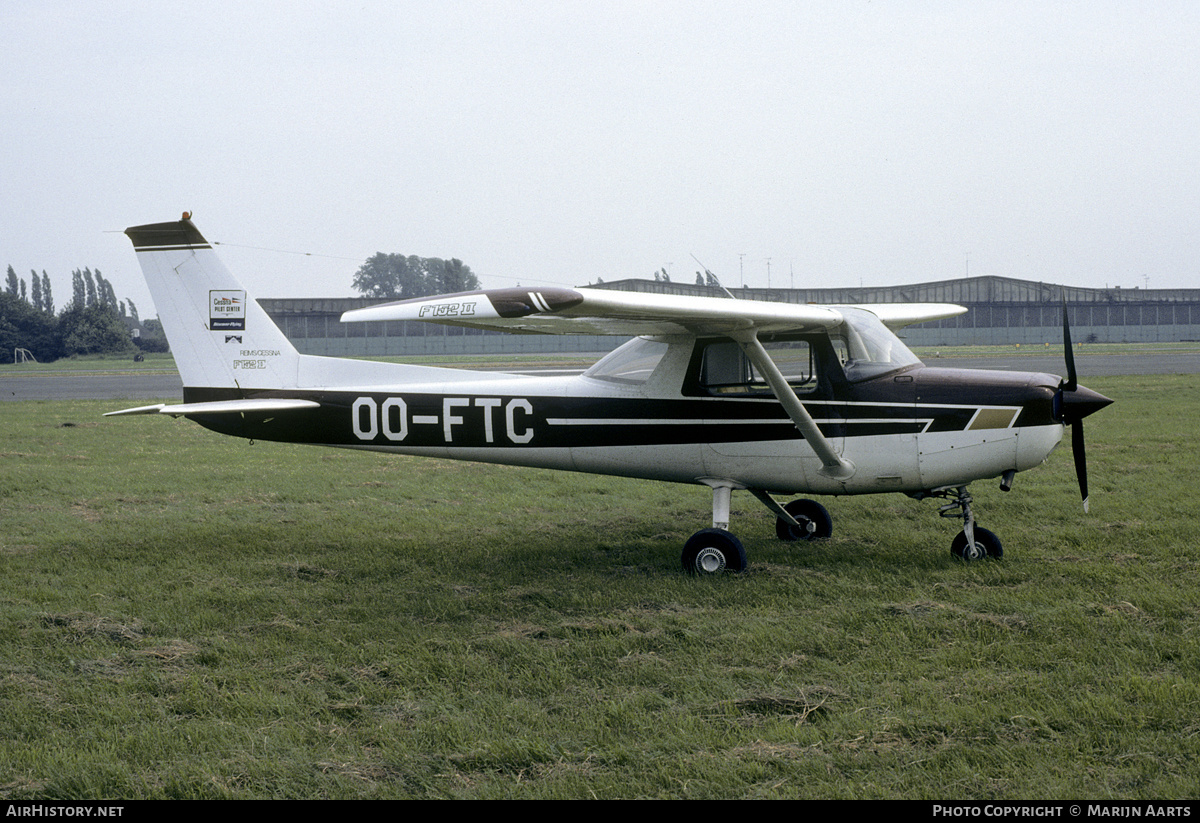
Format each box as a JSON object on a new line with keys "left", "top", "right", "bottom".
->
{"left": 340, "top": 287, "right": 965, "bottom": 337}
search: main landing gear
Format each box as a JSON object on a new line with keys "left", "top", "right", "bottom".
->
{"left": 681, "top": 482, "right": 832, "bottom": 575}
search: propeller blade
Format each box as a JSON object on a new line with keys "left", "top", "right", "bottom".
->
{"left": 1061, "top": 300, "right": 1077, "bottom": 392}
{"left": 1060, "top": 296, "right": 1107, "bottom": 513}
{"left": 1072, "top": 418, "right": 1089, "bottom": 513}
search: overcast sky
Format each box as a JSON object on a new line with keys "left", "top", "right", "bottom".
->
{"left": 3, "top": 1, "right": 1198, "bottom": 317}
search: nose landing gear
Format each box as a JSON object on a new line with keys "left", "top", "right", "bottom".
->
{"left": 932, "top": 486, "right": 1003, "bottom": 561}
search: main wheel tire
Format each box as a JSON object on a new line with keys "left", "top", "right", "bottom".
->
{"left": 682, "top": 528, "right": 747, "bottom": 574}
{"left": 951, "top": 527, "right": 1003, "bottom": 561}
{"left": 775, "top": 499, "right": 833, "bottom": 541}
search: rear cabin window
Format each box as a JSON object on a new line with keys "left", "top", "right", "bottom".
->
{"left": 584, "top": 337, "right": 669, "bottom": 385}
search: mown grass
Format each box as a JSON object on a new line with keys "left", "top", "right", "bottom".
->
{"left": 1, "top": 374, "right": 1197, "bottom": 799}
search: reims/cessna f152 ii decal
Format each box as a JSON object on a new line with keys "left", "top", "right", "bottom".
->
{"left": 109, "top": 214, "right": 1112, "bottom": 573}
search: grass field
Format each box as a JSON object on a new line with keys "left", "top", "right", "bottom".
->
{"left": 2, "top": 373, "right": 1198, "bottom": 799}
{"left": 0, "top": 352, "right": 179, "bottom": 375}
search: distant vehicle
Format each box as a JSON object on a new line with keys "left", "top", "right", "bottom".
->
{"left": 109, "top": 214, "right": 1111, "bottom": 572}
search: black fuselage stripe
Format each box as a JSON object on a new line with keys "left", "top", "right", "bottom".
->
{"left": 180, "top": 388, "right": 1047, "bottom": 448}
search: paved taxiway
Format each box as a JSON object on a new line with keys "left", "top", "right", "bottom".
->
{"left": 917, "top": 351, "right": 1200, "bottom": 376}
{"left": 3, "top": 372, "right": 182, "bottom": 402}
{"left": 3, "top": 349, "right": 1197, "bottom": 403}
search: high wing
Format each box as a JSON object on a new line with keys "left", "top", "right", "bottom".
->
{"left": 340, "top": 286, "right": 967, "bottom": 337}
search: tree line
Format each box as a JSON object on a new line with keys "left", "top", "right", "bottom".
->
{"left": 1, "top": 265, "right": 166, "bottom": 363}
{"left": 352, "top": 253, "right": 481, "bottom": 299}
{"left": 5, "top": 248, "right": 485, "bottom": 363}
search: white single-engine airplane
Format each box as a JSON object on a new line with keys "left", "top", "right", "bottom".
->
{"left": 109, "top": 214, "right": 1112, "bottom": 573}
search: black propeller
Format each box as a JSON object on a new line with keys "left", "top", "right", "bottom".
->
{"left": 1054, "top": 301, "right": 1113, "bottom": 512}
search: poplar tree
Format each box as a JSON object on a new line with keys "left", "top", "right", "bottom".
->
{"left": 71, "top": 269, "right": 86, "bottom": 308}
{"left": 82, "top": 268, "right": 97, "bottom": 307}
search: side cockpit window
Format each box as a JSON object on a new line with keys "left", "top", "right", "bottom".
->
{"left": 696, "top": 337, "right": 818, "bottom": 396}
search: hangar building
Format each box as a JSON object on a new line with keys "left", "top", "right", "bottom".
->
{"left": 258, "top": 275, "right": 1200, "bottom": 357}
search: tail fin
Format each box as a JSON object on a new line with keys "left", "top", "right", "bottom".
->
{"left": 125, "top": 214, "right": 300, "bottom": 390}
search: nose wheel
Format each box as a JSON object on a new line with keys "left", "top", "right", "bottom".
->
{"left": 951, "top": 526, "right": 1003, "bottom": 560}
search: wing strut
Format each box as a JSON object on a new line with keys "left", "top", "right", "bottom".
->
{"left": 734, "top": 332, "right": 855, "bottom": 480}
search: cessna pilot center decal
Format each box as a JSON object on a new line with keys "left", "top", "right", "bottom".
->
{"left": 210, "top": 290, "right": 246, "bottom": 331}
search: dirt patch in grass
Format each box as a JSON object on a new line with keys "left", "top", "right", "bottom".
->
{"left": 43, "top": 612, "right": 146, "bottom": 644}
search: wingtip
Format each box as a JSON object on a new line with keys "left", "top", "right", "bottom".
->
{"left": 104, "top": 403, "right": 167, "bottom": 417}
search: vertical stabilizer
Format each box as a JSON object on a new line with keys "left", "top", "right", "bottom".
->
{"left": 125, "top": 215, "right": 300, "bottom": 390}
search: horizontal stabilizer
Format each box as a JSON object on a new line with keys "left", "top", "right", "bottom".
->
{"left": 106, "top": 398, "right": 320, "bottom": 418}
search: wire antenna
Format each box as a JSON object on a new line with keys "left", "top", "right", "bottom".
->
{"left": 690, "top": 254, "right": 738, "bottom": 300}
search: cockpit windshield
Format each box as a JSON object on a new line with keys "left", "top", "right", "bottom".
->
{"left": 831, "top": 307, "right": 923, "bottom": 381}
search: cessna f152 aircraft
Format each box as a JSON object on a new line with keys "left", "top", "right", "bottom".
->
{"left": 109, "top": 214, "right": 1112, "bottom": 573}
